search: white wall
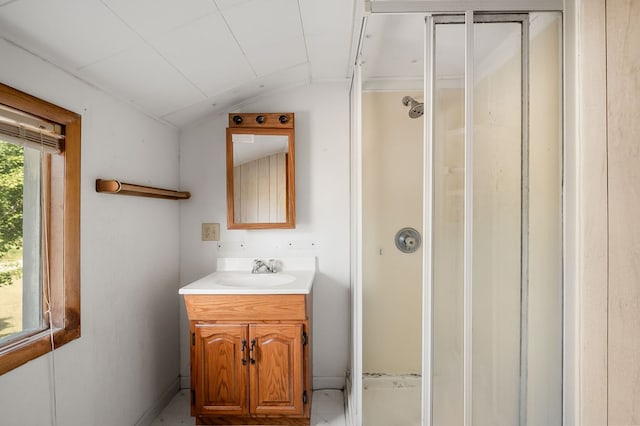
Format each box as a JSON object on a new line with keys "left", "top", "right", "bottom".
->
{"left": 0, "top": 39, "right": 182, "bottom": 425}
{"left": 179, "top": 83, "right": 351, "bottom": 389}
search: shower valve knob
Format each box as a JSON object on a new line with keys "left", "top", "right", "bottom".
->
{"left": 395, "top": 227, "right": 422, "bottom": 254}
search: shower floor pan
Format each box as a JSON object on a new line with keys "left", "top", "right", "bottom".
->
{"left": 362, "top": 374, "right": 421, "bottom": 426}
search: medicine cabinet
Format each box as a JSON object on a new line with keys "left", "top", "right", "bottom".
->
{"left": 226, "top": 113, "right": 295, "bottom": 229}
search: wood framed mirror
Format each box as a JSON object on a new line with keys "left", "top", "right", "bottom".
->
{"left": 226, "top": 113, "right": 295, "bottom": 229}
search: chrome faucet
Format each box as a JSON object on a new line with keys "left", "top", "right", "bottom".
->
{"left": 252, "top": 258, "right": 277, "bottom": 274}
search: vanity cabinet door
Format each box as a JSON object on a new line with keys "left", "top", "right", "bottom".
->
{"left": 193, "top": 323, "right": 249, "bottom": 416}
{"left": 249, "top": 323, "right": 304, "bottom": 416}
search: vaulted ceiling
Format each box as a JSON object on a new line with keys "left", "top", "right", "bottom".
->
{"left": 0, "top": 0, "right": 359, "bottom": 127}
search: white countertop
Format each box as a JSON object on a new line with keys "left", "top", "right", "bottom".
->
{"left": 178, "top": 257, "right": 316, "bottom": 295}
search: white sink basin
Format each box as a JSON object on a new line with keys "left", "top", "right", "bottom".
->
{"left": 213, "top": 272, "right": 297, "bottom": 287}
{"left": 178, "top": 258, "right": 316, "bottom": 295}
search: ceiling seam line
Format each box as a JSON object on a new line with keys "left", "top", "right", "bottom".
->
{"left": 212, "top": 0, "right": 258, "bottom": 78}
{"left": 97, "top": 0, "right": 209, "bottom": 99}
{"left": 296, "top": 0, "right": 312, "bottom": 83}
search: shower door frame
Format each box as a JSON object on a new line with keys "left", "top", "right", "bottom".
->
{"left": 351, "top": 1, "right": 568, "bottom": 426}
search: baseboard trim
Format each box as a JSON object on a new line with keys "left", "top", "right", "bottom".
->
{"left": 134, "top": 376, "right": 180, "bottom": 426}
{"left": 313, "top": 376, "right": 345, "bottom": 390}
{"left": 180, "top": 375, "right": 190, "bottom": 389}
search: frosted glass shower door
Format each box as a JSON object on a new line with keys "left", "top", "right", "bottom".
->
{"left": 471, "top": 20, "right": 523, "bottom": 426}
{"left": 429, "top": 13, "right": 562, "bottom": 426}
{"left": 431, "top": 19, "right": 465, "bottom": 426}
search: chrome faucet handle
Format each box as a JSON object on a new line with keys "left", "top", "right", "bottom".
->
{"left": 251, "top": 258, "right": 264, "bottom": 274}
{"left": 251, "top": 258, "right": 278, "bottom": 273}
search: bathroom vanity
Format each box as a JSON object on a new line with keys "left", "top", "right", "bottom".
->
{"left": 179, "top": 258, "right": 315, "bottom": 425}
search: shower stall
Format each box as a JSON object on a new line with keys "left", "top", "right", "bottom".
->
{"left": 349, "top": 3, "right": 563, "bottom": 425}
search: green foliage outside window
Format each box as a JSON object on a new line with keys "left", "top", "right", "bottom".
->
{"left": 0, "top": 141, "right": 23, "bottom": 287}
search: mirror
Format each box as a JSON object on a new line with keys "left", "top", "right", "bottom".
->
{"left": 226, "top": 113, "right": 295, "bottom": 229}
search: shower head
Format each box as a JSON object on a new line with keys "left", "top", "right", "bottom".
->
{"left": 402, "top": 96, "right": 424, "bottom": 118}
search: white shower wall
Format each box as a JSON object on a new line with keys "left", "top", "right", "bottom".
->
{"left": 362, "top": 91, "right": 423, "bottom": 376}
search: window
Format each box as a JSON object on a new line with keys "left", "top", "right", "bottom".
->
{"left": 0, "top": 83, "right": 80, "bottom": 375}
{"left": 0, "top": 137, "right": 43, "bottom": 343}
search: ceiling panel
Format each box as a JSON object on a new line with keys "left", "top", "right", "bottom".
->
{"left": 101, "top": 0, "right": 217, "bottom": 38}
{"left": 149, "top": 12, "right": 255, "bottom": 96}
{"left": 306, "top": 33, "right": 352, "bottom": 81}
{"left": 238, "top": 39, "right": 307, "bottom": 77}
{"left": 299, "top": 0, "right": 353, "bottom": 36}
{"left": 162, "top": 62, "right": 309, "bottom": 126}
{"left": 299, "top": 0, "right": 355, "bottom": 81}
{"left": 243, "top": 61, "right": 309, "bottom": 95}
{"left": 361, "top": 14, "right": 424, "bottom": 82}
{"left": 77, "top": 40, "right": 205, "bottom": 117}
{"left": 220, "top": 0, "right": 307, "bottom": 76}
{"left": 0, "top": 0, "right": 356, "bottom": 127}
{"left": 0, "top": 0, "right": 139, "bottom": 69}
{"left": 214, "top": 0, "right": 252, "bottom": 10}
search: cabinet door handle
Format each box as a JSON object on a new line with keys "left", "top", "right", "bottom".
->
{"left": 249, "top": 339, "right": 256, "bottom": 365}
{"left": 241, "top": 339, "right": 247, "bottom": 366}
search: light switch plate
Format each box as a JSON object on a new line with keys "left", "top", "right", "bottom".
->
{"left": 201, "top": 223, "right": 220, "bottom": 241}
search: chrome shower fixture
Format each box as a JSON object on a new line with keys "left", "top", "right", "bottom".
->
{"left": 402, "top": 96, "right": 424, "bottom": 118}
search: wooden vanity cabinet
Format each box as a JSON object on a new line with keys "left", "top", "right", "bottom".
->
{"left": 185, "top": 294, "right": 311, "bottom": 425}
{"left": 192, "top": 323, "right": 248, "bottom": 417}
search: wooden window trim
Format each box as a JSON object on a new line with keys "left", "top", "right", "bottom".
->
{"left": 0, "top": 83, "right": 81, "bottom": 375}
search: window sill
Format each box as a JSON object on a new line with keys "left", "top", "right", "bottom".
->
{"left": 0, "top": 325, "right": 80, "bottom": 374}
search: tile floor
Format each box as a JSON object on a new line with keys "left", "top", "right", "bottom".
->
{"left": 150, "top": 389, "right": 346, "bottom": 426}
